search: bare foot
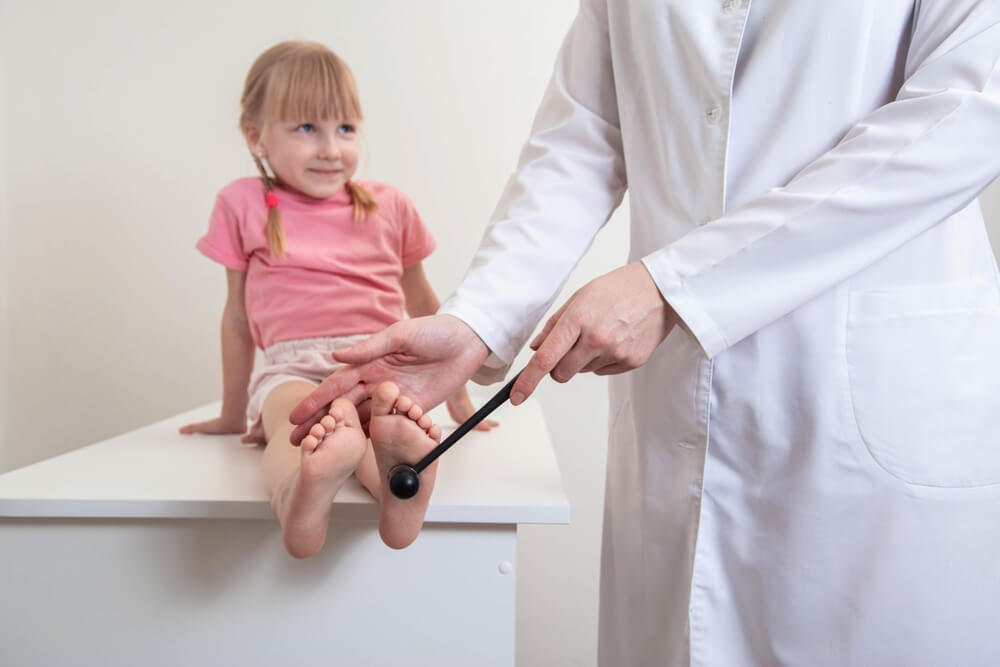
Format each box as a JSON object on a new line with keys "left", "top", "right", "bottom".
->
{"left": 274, "top": 399, "right": 367, "bottom": 558}
{"left": 369, "top": 382, "right": 442, "bottom": 549}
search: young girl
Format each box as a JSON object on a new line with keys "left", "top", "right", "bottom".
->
{"left": 180, "top": 40, "right": 493, "bottom": 557}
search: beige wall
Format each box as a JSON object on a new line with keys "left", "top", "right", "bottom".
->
{"left": 984, "top": 180, "right": 1000, "bottom": 248}
{"left": 2, "top": 1, "right": 1000, "bottom": 664}
{"left": 0, "top": 0, "right": 581, "bottom": 469}
{"left": 1, "top": 3, "right": 9, "bottom": 472}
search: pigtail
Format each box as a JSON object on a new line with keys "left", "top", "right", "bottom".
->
{"left": 253, "top": 155, "right": 287, "bottom": 257}
{"left": 345, "top": 180, "right": 379, "bottom": 221}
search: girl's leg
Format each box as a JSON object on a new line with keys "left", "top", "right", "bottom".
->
{"left": 260, "top": 380, "right": 367, "bottom": 558}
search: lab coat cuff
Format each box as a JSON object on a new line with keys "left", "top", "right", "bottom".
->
{"left": 641, "top": 252, "right": 729, "bottom": 359}
{"left": 438, "top": 299, "right": 517, "bottom": 385}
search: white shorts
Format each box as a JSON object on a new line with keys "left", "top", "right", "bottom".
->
{"left": 246, "top": 334, "right": 371, "bottom": 429}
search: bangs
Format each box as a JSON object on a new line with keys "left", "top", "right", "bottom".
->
{"left": 262, "top": 47, "right": 362, "bottom": 123}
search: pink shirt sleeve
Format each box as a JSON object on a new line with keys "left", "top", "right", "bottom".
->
{"left": 395, "top": 190, "right": 436, "bottom": 267}
{"left": 196, "top": 193, "right": 249, "bottom": 271}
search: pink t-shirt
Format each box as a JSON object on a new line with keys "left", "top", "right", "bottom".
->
{"left": 197, "top": 178, "right": 436, "bottom": 349}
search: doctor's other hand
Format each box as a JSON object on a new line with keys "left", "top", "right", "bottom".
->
{"left": 288, "top": 314, "right": 491, "bottom": 445}
{"left": 513, "top": 261, "right": 678, "bottom": 405}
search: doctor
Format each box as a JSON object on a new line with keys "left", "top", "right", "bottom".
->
{"left": 292, "top": 0, "right": 1000, "bottom": 664}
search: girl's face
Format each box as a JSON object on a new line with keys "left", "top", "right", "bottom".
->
{"left": 246, "top": 118, "right": 360, "bottom": 199}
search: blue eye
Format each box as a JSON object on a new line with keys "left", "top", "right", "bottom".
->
{"left": 296, "top": 123, "right": 316, "bottom": 133}
{"left": 338, "top": 124, "right": 356, "bottom": 135}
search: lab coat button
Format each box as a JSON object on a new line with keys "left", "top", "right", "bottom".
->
{"left": 705, "top": 106, "right": 722, "bottom": 124}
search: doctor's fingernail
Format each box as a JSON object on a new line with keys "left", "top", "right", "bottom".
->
{"left": 511, "top": 392, "right": 525, "bottom": 405}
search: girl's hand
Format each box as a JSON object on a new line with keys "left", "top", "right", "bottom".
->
{"left": 446, "top": 385, "right": 499, "bottom": 431}
{"left": 178, "top": 416, "right": 247, "bottom": 436}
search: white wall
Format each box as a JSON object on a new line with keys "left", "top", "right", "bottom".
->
{"left": 3, "top": 2, "right": 1000, "bottom": 665}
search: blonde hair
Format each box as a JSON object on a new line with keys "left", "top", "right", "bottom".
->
{"left": 240, "top": 41, "right": 378, "bottom": 256}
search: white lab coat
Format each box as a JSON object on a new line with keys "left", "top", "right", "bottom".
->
{"left": 440, "top": 0, "right": 1000, "bottom": 664}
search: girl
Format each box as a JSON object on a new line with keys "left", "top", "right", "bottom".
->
{"left": 180, "top": 40, "right": 493, "bottom": 557}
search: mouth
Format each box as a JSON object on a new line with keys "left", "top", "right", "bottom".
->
{"left": 309, "top": 168, "right": 343, "bottom": 177}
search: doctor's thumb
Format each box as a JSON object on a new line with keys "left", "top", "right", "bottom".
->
{"left": 332, "top": 328, "right": 396, "bottom": 364}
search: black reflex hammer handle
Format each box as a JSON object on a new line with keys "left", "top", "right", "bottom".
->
{"left": 410, "top": 371, "right": 522, "bottom": 474}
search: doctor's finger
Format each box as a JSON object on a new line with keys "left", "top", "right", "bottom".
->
{"left": 530, "top": 302, "right": 567, "bottom": 350}
{"left": 289, "top": 365, "right": 363, "bottom": 425}
{"left": 592, "top": 361, "right": 633, "bottom": 376}
{"left": 289, "top": 382, "right": 371, "bottom": 445}
{"left": 579, "top": 353, "right": 619, "bottom": 374}
{"left": 512, "top": 318, "right": 581, "bottom": 405}
{"left": 289, "top": 407, "right": 327, "bottom": 446}
{"left": 549, "top": 339, "right": 603, "bottom": 384}
{"left": 356, "top": 398, "right": 372, "bottom": 425}
{"left": 338, "top": 382, "right": 371, "bottom": 407}
{"left": 331, "top": 323, "right": 403, "bottom": 364}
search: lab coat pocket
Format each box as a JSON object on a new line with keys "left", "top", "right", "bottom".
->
{"left": 846, "top": 283, "right": 1000, "bottom": 487}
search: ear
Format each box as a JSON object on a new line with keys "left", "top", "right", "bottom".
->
{"left": 243, "top": 123, "right": 266, "bottom": 158}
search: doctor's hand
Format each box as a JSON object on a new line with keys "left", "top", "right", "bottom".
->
{"left": 511, "top": 262, "right": 679, "bottom": 405}
{"left": 288, "top": 315, "right": 491, "bottom": 445}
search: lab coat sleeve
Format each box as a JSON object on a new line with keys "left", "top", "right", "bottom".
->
{"left": 438, "top": 0, "right": 626, "bottom": 384}
{"left": 642, "top": 0, "right": 1000, "bottom": 359}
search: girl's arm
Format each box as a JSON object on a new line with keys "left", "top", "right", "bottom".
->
{"left": 401, "top": 263, "right": 497, "bottom": 431}
{"left": 400, "top": 262, "right": 439, "bottom": 318}
{"left": 180, "top": 268, "right": 255, "bottom": 435}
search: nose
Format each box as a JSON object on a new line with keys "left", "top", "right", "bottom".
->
{"left": 317, "top": 132, "right": 341, "bottom": 160}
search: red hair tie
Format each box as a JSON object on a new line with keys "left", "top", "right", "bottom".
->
{"left": 266, "top": 192, "right": 278, "bottom": 208}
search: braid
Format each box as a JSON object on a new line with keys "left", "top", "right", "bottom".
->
{"left": 253, "top": 155, "right": 287, "bottom": 256}
{"left": 344, "top": 180, "right": 380, "bottom": 221}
